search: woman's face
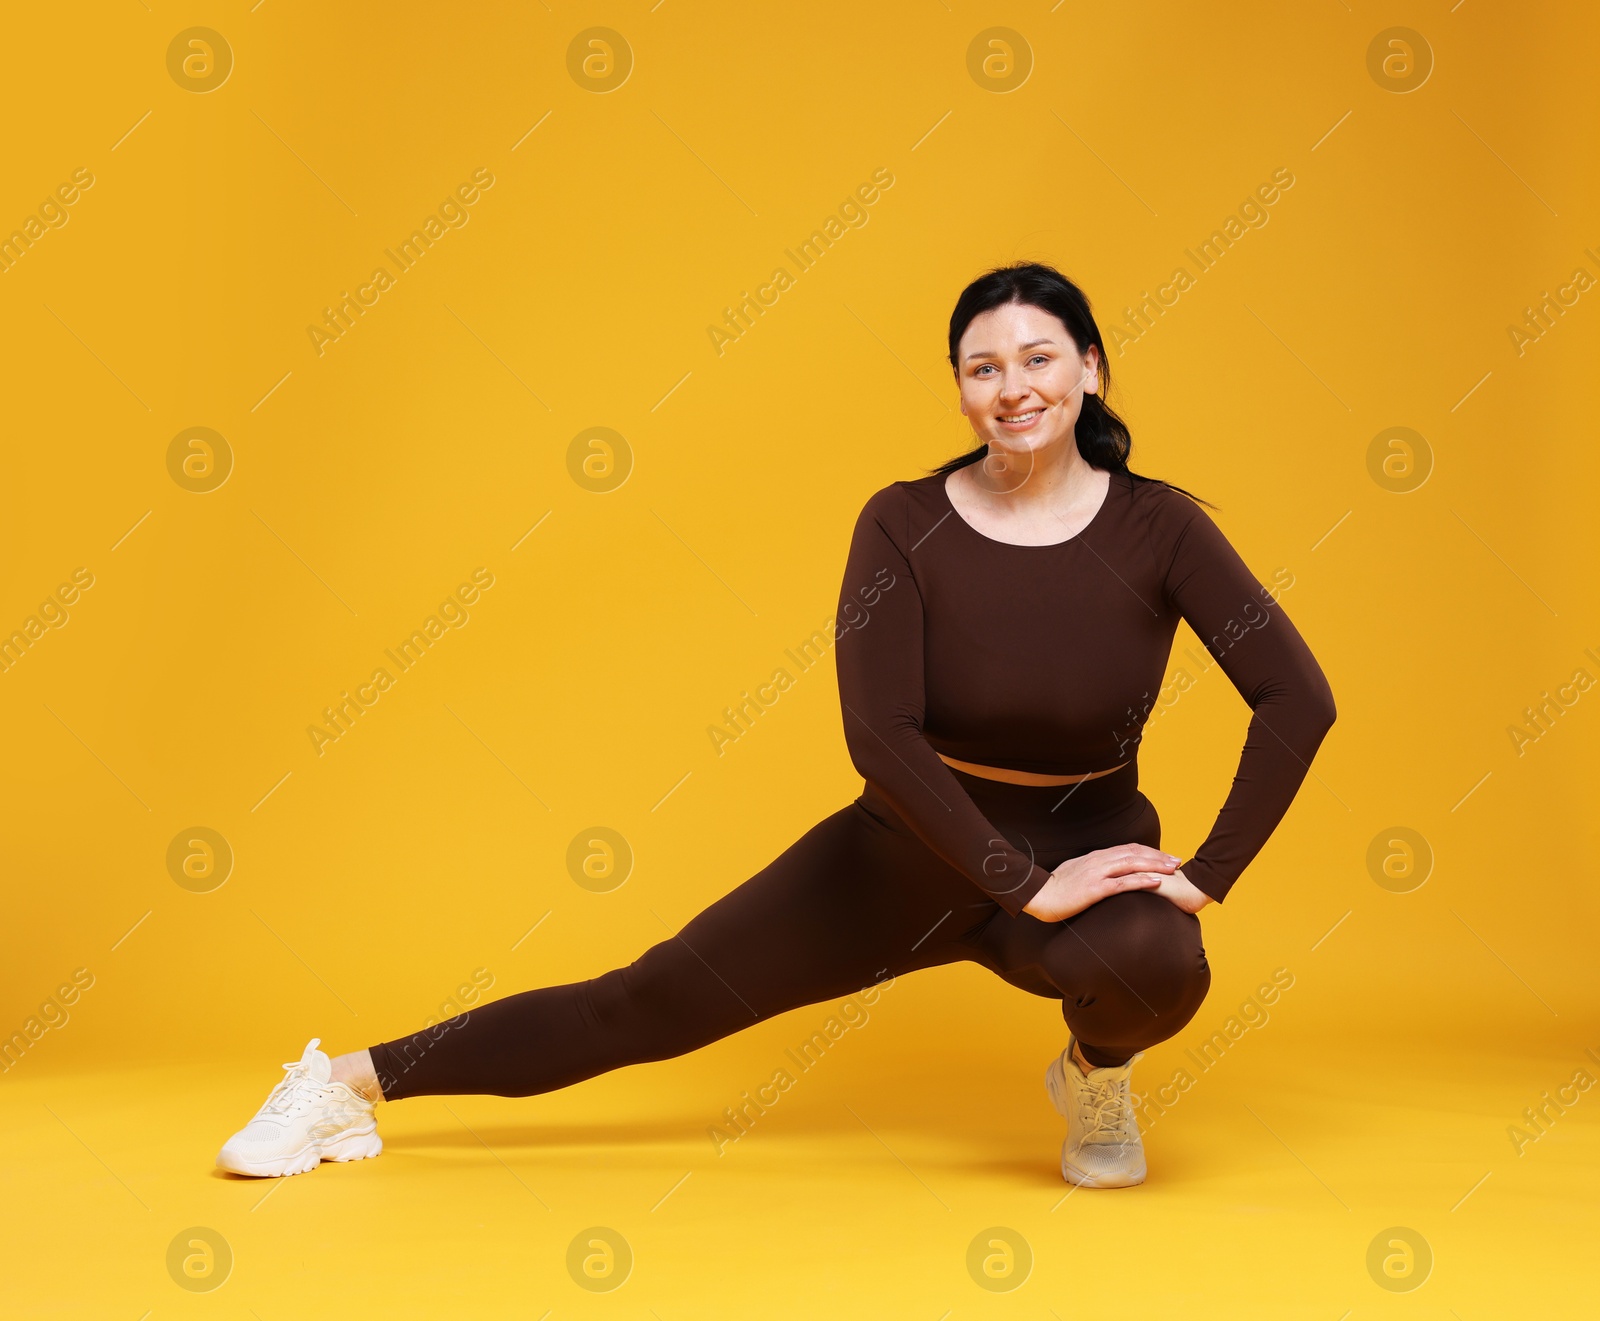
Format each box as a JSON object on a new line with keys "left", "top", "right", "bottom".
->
{"left": 954, "top": 301, "right": 1099, "bottom": 459}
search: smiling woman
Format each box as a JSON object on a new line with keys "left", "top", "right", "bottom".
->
{"left": 217, "top": 260, "right": 1335, "bottom": 1196}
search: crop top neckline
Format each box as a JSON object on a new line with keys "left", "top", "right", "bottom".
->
{"left": 936, "top": 466, "right": 1118, "bottom": 549}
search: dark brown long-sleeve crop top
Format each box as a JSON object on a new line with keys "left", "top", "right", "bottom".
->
{"left": 833, "top": 467, "right": 1337, "bottom": 916}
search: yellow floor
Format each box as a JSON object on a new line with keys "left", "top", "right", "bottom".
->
{"left": 6, "top": 984, "right": 1595, "bottom": 1318}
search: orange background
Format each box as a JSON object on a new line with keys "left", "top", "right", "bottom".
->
{"left": 1, "top": 3, "right": 1595, "bottom": 1317}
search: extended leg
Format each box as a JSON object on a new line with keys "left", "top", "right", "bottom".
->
{"left": 367, "top": 801, "right": 971, "bottom": 1100}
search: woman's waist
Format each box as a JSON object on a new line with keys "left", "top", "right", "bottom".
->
{"left": 858, "top": 755, "right": 1144, "bottom": 834}
{"left": 933, "top": 751, "right": 1128, "bottom": 786}
{"left": 922, "top": 729, "right": 1137, "bottom": 780}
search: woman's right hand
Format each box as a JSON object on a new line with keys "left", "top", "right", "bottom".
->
{"left": 1021, "top": 844, "right": 1183, "bottom": 922}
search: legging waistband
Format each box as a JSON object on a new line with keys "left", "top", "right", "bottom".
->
{"left": 949, "top": 757, "right": 1141, "bottom": 818}
{"left": 857, "top": 757, "right": 1148, "bottom": 862}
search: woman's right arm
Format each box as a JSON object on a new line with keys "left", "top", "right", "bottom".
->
{"left": 833, "top": 485, "right": 1053, "bottom": 916}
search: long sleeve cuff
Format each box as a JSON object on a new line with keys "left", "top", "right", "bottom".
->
{"left": 1009, "top": 861, "right": 1053, "bottom": 917}
{"left": 1179, "top": 857, "right": 1232, "bottom": 904}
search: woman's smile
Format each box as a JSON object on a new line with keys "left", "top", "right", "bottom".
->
{"left": 996, "top": 405, "right": 1047, "bottom": 432}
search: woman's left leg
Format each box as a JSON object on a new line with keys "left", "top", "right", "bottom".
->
{"left": 943, "top": 778, "right": 1212, "bottom": 1067}
{"left": 951, "top": 884, "right": 1207, "bottom": 1187}
{"left": 959, "top": 886, "right": 1211, "bottom": 1066}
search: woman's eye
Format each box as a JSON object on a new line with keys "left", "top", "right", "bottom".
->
{"left": 974, "top": 356, "right": 1048, "bottom": 374}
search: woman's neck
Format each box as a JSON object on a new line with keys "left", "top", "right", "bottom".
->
{"left": 967, "top": 438, "right": 1099, "bottom": 509}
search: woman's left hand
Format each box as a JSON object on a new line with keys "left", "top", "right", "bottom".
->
{"left": 1150, "top": 867, "right": 1213, "bottom": 914}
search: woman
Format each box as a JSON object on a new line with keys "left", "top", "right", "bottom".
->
{"left": 216, "top": 262, "right": 1336, "bottom": 1188}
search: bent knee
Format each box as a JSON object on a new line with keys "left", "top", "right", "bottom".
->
{"left": 1063, "top": 889, "right": 1209, "bottom": 1008}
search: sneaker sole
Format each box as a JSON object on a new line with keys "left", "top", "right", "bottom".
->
{"left": 1044, "top": 1052, "right": 1147, "bottom": 1188}
{"left": 217, "top": 1123, "right": 383, "bottom": 1178}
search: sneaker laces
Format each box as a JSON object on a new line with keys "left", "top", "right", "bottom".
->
{"left": 1078, "top": 1069, "right": 1136, "bottom": 1146}
{"left": 259, "top": 1056, "right": 329, "bottom": 1118}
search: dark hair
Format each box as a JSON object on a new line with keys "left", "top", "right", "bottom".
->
{"left": 929, "top": 261, "right": 1215, "bottom": 509}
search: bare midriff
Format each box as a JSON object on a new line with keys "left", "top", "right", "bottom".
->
{"left": 935, "top": 752, "right": 1129, "bottom": 786}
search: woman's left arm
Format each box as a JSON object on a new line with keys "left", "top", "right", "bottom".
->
{"left": 1156, "top": 496, "right": 1338, "bottom": 907}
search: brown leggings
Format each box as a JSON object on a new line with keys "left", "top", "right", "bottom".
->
{"left": 367, "top": 763, "right": 1211, "bottom": 1100}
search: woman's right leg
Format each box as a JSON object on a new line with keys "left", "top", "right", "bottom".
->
{"left": 365, "top": 799, "right": 982, "bottom": 1102}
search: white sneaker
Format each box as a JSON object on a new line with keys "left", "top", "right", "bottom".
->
{"left": 216, "top": 1038, "right": 382, "bottom": 1177}
{"left": 1044, "top": 1035, "right": 1146, "bottom": 1187}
